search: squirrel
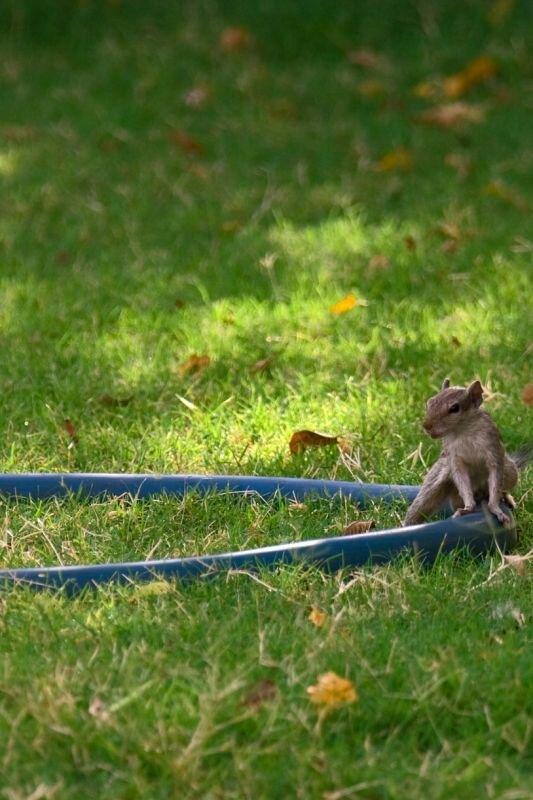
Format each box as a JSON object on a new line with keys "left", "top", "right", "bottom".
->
{"left": 403, "top": 378, "right": 523, "bottom": 527}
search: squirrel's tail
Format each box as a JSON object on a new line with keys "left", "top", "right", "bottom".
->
{"left": 511, "top": 443, "right": 533, "bottom": 471}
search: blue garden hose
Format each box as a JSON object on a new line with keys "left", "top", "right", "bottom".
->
{"left": 0, "top": 473, "right": 516, "bottom": 593}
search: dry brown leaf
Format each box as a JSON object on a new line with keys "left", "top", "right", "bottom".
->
{"left": 63, "top": 419, "right": 78, "bottom": 439}
{"left": 376, "top": 147, "right": 413, "bottom": 172}
{"left": 415, "top": 102, "right": 486, "bottom": 129}
{"left": 441, "top": 239, "right": 459, "bottom": 254}
{"left": 403, "top": 235, "right": 417, "bottom": 251}
{"left": 348, "top": 48, "right": 388, "bottom": 71}
{"left": 342, "top": 520, "right": 374, "bottom": 535}
{"left": 249, "top": 356, "right": 273, "bottom": 374}
{"left": 445, "top": 152, "right": 473, "bottom": 177}
{"left": 436, "top": 222, "right": 462, "bottom": 240}
{"left": 178, "top": 354, "right": 211, "bottom": 376}
{"left": 451, "top": 335, "right": 462, "bottom": 347}
{"left": 167, "top": 129, "right": 203, "bottom": 156}
{"left": 308, "top": 607, "right": 327, "bottom": 627}
{"left": 289, "top": 430, "right": 339, "bottom": 455}
{"left": 184, "top": 86, "right": 210, "bottom": 108}
{"left": 443, "top": 56, "right": 497, "bottom": 98}
{"left": 368, "top": 253, "right": 390, "bottom": 272}
{"left": 307, "top": 672, "right": 358, "bottom": 707}
{"left": 188, "top": 162, "right": 211, "bottom": 180}
{"left": 220, "top": 26, "right": 254, "bottom": 51}
{"left": 503, "top": 554, "right": 528, "bottom": 577}
{"left": 521, "top": 384, "right": 533, "bottom": 406}
{"left": 240, "top": 679, "right": 278, "bottom": 709}
{"left": 329, "top": 294, "right": 359, "bottom": 314}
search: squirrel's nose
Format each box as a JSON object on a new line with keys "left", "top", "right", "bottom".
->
{"left": 422, "top": 419, "right": 432, "bottom": 431}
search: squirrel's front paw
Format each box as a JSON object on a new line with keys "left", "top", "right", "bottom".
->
{"left": 452, "top": 505, "right": 476, "bottom": 518}
{"left": 488, "top": 503, "right": 511, "bottom": 527}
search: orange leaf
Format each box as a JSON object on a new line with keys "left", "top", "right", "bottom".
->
{"left": 289, "top": 430, "right": 339, "bottom": 455}
{"left": 415, "top": 102, "right": 486, "bottom": 129}
{"left": 167, "top": 130, "right": 203, "bottom": 156}
{"left": 443, "top": 56, "right": 497, "bottom": 98}
{"left": 522, "top": 384, "right": 533, "bottom": 406}
{"left": 342, "top": 520, "right": 374, "bottom": 535}
{"left": 249, "top": 356, "right": 273, "bottom": 374}
{"left": 329, "top": 294, "right": 359, "bottom": 314}
{"left": 308, "top": 608, "right": 327, "bottom": 627}
{"left": 307, "top": 672, "right": 358, "bottom": 707}
{"left": 220, "top": 27, "right": 254, "bottom": 51}
{"left": 376, "top": 147, "right": 413, "bottom": 172}
{"left": 178, "top": 354, "right": 211, "bottom": 376}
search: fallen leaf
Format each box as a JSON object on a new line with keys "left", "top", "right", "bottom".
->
{"left": 289, "top": 430, "right": 339, "bottom": 455}
{"left": 404, "top": 235, "right": 417, "bottom": 251}
{"left": 167, "top": 129, "right": 203, "bottom": 156}
{"left": 376, "top": 147, "right": 413, "bottom": 172}
{"left": 220, "top": 26, "right": 254, "bottom": 51}
{"left": 342, "top": 520, "right": 374, "bottom": 535}
{"left": 436, "top": 221, "right": 462, "bottom": 240}
{"left": 249, "top": 356, "right": 273, "bottom": 374}
{"left": 443, "top": 56, "right": 497, "bottom": 98}
{"left": 413, "top": 80, "right": 440, "bottom": 99}
{"left": 415, "top": 102, "right": 486, "bottom": 129}
{"left": 521, "top": 384, "right": 533, "bottom": 406}
{"left": 98, "top": 393, "right": 134, "bottom": 408}
{"left": 307, "top": 671, "right": 358, "bottom": 707}
{"left": 368, "top": 253, "right": 390, "bottom": 271}
{"left": 451, "top": 335, "right": 462, "bottom": 347}
{"left": 504, "top": 554, "right": 530, "bottom": 577}
{"left": 175, "top": 299, "right": 186, "bottom": 309}
{"left": 445, "top": 151, "right": 473, "bottom": 177}
{"left": 329, "top": 294, "right": 359, "bottom": 314}
{"left": 178, "top": 354, "right": 211, "bottom": 376}
{"left": 441, "top": 239, "right": 459, "bottom": 254}
{"left": 348, "top": 48, "right": 388, "bottom": 71}
{"left": 240, "top": 679, "right": 278, "bottom": 709}
{"left": 188, "top": 162, "right": 211, "bottom": 180}
{"left": 89, "top": 696, "right": 111, "bottom": 724}
{"left": 484, "top": 180, "right": 527, "bottom": 210}
{"left": 308, "top": 608, "right": 327, "bottom": 627}
{"left": 63, "top": 419, "right": 78, "bottom": 439}
{"left": 184, "top": 86, "right": 210, "bottom": 108}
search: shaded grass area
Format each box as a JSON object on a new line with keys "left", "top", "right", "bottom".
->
{"left": 1, "top": 1, "right": 532, "bottom": 797}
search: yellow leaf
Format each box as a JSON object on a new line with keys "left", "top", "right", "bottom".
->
{"left": 376, "top": 147, "right": 413, "bottom": 172}
{"left": 484, "top": 180, "right": 527, "bottom": 210}
{"left": 134, "top": 581, "right": 173, "bottom": 597}
{"left": 329, "top": 294, "right": 359, "bottom": 314}
{"left": 308, "top": 608, "right": 327, "bottom": 627}
{"left": 443, "top": 56, "right": 497, "bottom": 98}
{"left": 307, "top": 671, "right": 358, "bottom": 707}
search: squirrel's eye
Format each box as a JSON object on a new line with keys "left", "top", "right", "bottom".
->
{"left": 448, "top": 403, "right": 460, "bottom": 414}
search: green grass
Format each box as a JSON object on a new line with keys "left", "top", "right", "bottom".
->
{"left": 1, "top": 1, "right": 532, "bottom": 797}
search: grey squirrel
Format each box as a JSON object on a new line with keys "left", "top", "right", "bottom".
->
{"left": 404, "top": 378, "right": 526, "bottom": 527}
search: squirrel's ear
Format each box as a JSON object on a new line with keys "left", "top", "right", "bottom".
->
{"left": 468, "top": 380, "right": 483, "bottom": 407}
{"left": 442, "top": 378, "right": 450, "bottom": 389}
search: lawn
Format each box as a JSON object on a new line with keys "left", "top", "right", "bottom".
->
{"left": 0, "top": 1, "right": 532, "bottom": 797}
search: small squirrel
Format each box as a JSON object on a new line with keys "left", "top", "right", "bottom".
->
{"left": 404, "top": 378, "right": 521, "bottom": 527}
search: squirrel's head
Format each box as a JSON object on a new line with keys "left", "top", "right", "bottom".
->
{"left": 422, "top": 378, "right": 484, "bottom": 439}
